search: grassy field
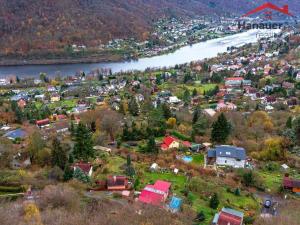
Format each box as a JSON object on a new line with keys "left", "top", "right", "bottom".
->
{"left": 158, "top": 82, "right": 217, "bottom": 98}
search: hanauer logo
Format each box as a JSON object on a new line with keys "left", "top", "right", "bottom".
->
{"left": 238, "top": 2, "right": 295, "bottom": 30}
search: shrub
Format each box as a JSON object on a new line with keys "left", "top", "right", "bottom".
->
{"left": 209, "top": 193, "right": 219, "bottom": 209}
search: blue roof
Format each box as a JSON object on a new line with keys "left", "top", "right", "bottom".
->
{"left": 212, "top": 145, "right": 246, "bottom": 160}
{"left": 169, "top": 196, "right": 182, "bottom": 211}
{"left": 3, "top": 129, "right": 27, "bottom": 140}
{"left": 207, "top": 149, "right": 216, "bottom": 158}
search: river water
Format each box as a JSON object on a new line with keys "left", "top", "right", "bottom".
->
{"left": 0, "top": 29, "right": 278, "bottom": 78}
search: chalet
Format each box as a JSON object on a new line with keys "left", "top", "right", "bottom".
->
{"left": 212, "top": 208, "right": 244, "bottom": 225}
{"left": 11, "top": 152, "right": 31, "bottom": 169}
{"left": 207, "top": 145, "right": 246, "bottom": 168}
{"left": 282, "top": 81, "right": 294, "bottom": 89}
{"left": 263, "top": 96, "right": 277, "bottom": 105}
{"left": 50, "top": 93, "right": 60, "bottom": 102}
{"left": 225, "top": 77, "right": 243, "bottom": 87}
{"left": 216, "top": 101, "right": 237, "bottom": 112}
{"left": 139, "top": 180, "right": 171, "bottom": 206}
{"left": 283, "top": 176, "right": 300, "bottom": 194}
{"left": 203, "top": 108, "right": 216, "bottom": 117}
{"left": 73, "top": 162, "right": 93, "bottom": 177}
{"left": 107, "top": 176, "right": 129, "bottom": 191}
{"left": 161, "top": 136, "right": 180, "bottom": 151}
{"left": 287, "top": 98, "right": 298, "bottom": 107}
{"left": 17, "top": 98, "right": 27, "bottom": 109}
{"left": 53, "top": 122, "right": 69, "bottom": 134}
{"left": 36, "top": 119, "right": 50, "bottom": 128}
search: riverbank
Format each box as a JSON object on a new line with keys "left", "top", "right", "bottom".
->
{"left": 0, "top": 29, "right": 278, "bottom": 78}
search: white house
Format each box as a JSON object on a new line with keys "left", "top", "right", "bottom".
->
{"left": 207, "top": 145, "right": 246, "bottom": 168}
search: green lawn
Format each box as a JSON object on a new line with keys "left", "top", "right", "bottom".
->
{"left": 192, "top": 154, "right": 204, "bottom": 166}
{"left": 141, "top": 172, "right": 187, "bottom": 195}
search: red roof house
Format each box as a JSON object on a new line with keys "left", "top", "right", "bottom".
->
{"left": 17, "top": 98, "right": 27, "bottom": 109}
{"left": 107, "top": 176, "right": 129, "bottom": 191}
{"left": 36, "top": 118, "right": 50, "bottom": 128}
{"left": 73, "top": 162, "right": 93, "bottom": 177}
{"left": 161, "top": 136, "right": 179, "bottom": 151}
{"left": 283, "top": 176, "right": 300, "bottom": 193}
{"left": 139, "top": 180, "right": 171, "bottom": 206}
{"left": 212, "top": 208, "right": 244, "bottom": 225}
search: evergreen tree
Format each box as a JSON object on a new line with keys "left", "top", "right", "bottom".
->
{"left": 195, "top": 211, "right": 206, "bottom": 222}
{"left": 125, "top": 154, "right": 135, "bottom": 177}
{"left": 161, "top": 103, "right": 172, "bottom": 119}
{"left": 293, "top": 116, "right": 300, "bottom": 146}
{"left": 90, "top": 121, "right": 96, "bottom": 132}
{"left": 51, "top": 138, "right": 67, "bottom": 170}
{"left": 183, "top": 89, "right": 191, "bottom": 105}
{"left": 63, "top": 164, "right": 73, "bottom": 181}
{"left": 122, "top": 123, "right": 131, "bottom": 141}
{"left": 146, "top": 136, "right": 158, "bottom": 154}
{"left": 211, "top": 113, "right": 231, "bottom": 144}
{"left": 209, "top": 193, "right": 219, "bottom": 209}
{"left": 70, "top": 122, "right": 75, "bottom": 136}
{"left": 286, "top": 116, "right": 292, "bottom": 129}
{"left": 192, "top": 88, "right": 198, "bottom": 97}
{"left": 128, "top": 97, "right": 139, "bottom": 116}
{"left": 73, "top": 123, "right": 94, "bottom": 161}
{"left": 234, "top": 188, "right": 241, "bottom": 196}
{"left": 192, "top": 106, "right": 201, "bottom": 124}
{"left": 73, "top": 167, "right": 90, "bottom": 183}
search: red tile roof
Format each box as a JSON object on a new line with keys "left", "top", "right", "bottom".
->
{"left": 36, "top": 118, "right": 50, "bottom": 126}
{"left": 139, "top": 180, "right": 171, "bottom": 206}
{"left": 161, "top": 136, "right": 177, "bottom": 148}
{"left": 283, "top": 177, "right": 300, "bottom": 188}
{"left": 225, "top": 77, "right": 244, "bottom": 81}
{"left": 182, "top": 141, "right": 192, "bottom": 148}
{"left": 218, "top": 212, "right": 242, "bottom": 225}
{"left": 153, "top": 180, "right": 171, "bottom": 193}
{"left": 73, "top": 162, "right": 92, "bottom": 174}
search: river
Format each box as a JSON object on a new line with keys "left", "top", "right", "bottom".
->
{"left": 0, "top": 29, "right": 278, "bottom": 78}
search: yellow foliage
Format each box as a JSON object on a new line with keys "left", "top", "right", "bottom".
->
{"left": 24, "top": 203, "right": 42, "bottom": 225}
{"left": 248, "top": 111, "right": 274, "bottom": 131}
{"left": 166, "top": 117, "right": 176, "bottom": 128}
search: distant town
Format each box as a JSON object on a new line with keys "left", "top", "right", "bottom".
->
{"left": 0, "top": 20, "right": 300, "bottom": 225}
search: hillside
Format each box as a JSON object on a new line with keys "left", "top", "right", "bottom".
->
{"left": 0, "top": 0, "right": 299, "bottom": 58}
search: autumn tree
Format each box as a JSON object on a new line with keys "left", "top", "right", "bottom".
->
{"left": 128, "top": 97, "right": 139, "bottom": 116}
{"left": 27, "top": 131, "right": 45, "bottom": 163}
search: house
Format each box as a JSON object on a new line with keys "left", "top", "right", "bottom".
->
{"left": 203, "top": 108, "right": 216, "bottom": 117}
{"left": 225, "top": 77, "right": 243, "bottom": 87}
{"left": 168, "top": 96, "right": 181, "bottom": 104}
{"left": 168, "top": 196, "right": 182, "bottom": 213}
{"left": 283, "top": 176, "right": 300, "bottom": 194}
{"left": 36, "top": 119, "right": 50, "bottom": 128}
{"left": 11, "top": 152, "right": 31, "bottom": 169}
{"left": 96, "top": 96, "right": 105, "bottom": 105}
{"left": 73, "top": 162, "right": 93, "bottom": 177}
{"left": 107, "top": 176, "right": 129, "bottom": 191}
{"left": 207, "top": 145, "right": 246, "bottom": 168}
{"left": 296, "top": 72, "right": 300, "bottom": 81}
{"left": 53, "top": 122, "right": 69, "bottom": 134}
{"left": 216, "top": 101, "right": 237, "bottom": 112}
{"left": 3, "top": 129, "right": 27, "bottom": 140}
{"left": 17, "top": 98, "right": 27, "bottom": 109}
{"left": 161, "top": 136, "right": 180, "bottom": 151}
{"left": 139, "top": 180, "right": 171, "bottom": 206}
{"left": 212, "top": 208, "right": 244, "bottom": 225}
{"left": 51, "top": 93, "right": 60, "bottom": 102}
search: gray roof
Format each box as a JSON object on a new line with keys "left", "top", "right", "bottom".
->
{"left": 222, "top": 207, "right": 244, "bottom": 218}
{"left": 210, "top": 145, "right": 246, "bottom": 160}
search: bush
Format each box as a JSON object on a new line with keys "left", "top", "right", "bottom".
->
{"left": 209, "top": 193, "right": 219, "bottom": 209}
{"left": 170, "top": 131, "right": 192, "bottom": 142}
{"left": 38, "top": 184, "right": 80, "bottom": 211}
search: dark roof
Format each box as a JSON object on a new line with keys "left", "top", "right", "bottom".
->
{"left": 107, "top": 176, "right": 127, "bottom": 187}
{"left": 211, "top": 145, "right": 246, "bottom": 160}
{"left": 207, "top": 149, "right": 216, "bottom": 158}
{"left": 283, "top": 177, "right": 300, "bottom": 188}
